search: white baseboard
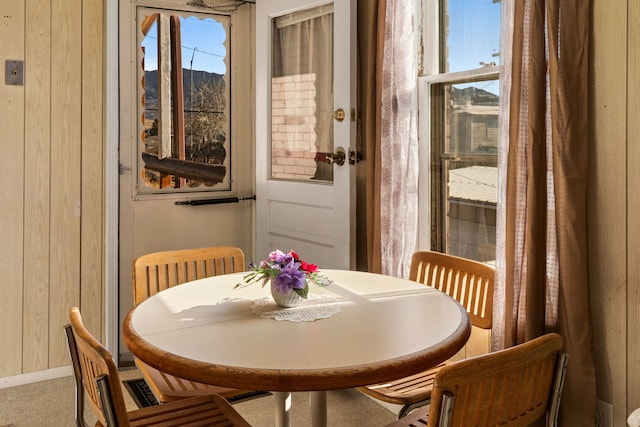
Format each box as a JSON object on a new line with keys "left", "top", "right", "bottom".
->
{"left": 0, "top": 365, "right": 73, "bottom": 389}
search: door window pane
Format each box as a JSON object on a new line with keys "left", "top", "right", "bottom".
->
{"left": 270, "top": 5, "right": 334, "bottom": 182}
{"left": 138, "top": 9, "right": 231, "bottom": 193}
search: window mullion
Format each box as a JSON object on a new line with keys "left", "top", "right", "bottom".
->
{"left": 421, "top": 66, "right": 499, "bottom": 85}
{"left": 157, "top": 14, "right": 172, "bottom": 160}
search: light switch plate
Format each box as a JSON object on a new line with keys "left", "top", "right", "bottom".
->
{"left": 595, "top": 399, "right": 613, "bottom": 427}
{"left": 5, "top": 60, "right": 24, "bottom": 86}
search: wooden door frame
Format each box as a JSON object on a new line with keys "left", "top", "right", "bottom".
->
{"left": 105, "top": 0, "right": 119, "bottom": 356}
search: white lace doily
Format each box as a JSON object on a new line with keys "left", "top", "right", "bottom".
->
{"left": 250, "top": 295, "right": 343, "bottom": 322}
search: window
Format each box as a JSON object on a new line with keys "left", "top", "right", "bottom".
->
{"left": 137, "top": 8, "right": 231, "bottom": 194}
{"left": 420, "top": 0, "right": 501, "bottom": 262}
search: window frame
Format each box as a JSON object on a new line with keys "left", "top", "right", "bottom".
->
{"left": 126, "top": 1, "right": 243, "bottom": 201}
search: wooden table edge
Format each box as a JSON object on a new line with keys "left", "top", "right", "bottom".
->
{"left": 122, "top": 300, "right": 471, "bottom": 392}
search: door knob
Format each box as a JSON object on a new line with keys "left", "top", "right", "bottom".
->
{"left": 325, "top": 147, "right": 346, "bottom": 166}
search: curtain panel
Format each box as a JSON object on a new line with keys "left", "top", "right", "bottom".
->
{"left": 358, "top": 0, "right": 386, "bottom": 274}
{"left": 359, "top": 0, "right": 419, "bottom": 277}
{"left": 378, "top": 0, "right": 419, "bottom": 278}
{"left": 495, "top": 0, "right": 596, "bottom": 424}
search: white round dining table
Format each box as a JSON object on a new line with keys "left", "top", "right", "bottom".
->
{"left": 122, "top": 269, "right": 470, "bottom": 427}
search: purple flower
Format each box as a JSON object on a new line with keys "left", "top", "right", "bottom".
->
{"left": 272, "top": 262, "right": 306, "bottom": 293}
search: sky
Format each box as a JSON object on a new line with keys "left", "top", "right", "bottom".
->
{"left": 142, "top": 15, "right": 227, "bottom": 74}
{"left": 447, "top": 0, "right": 501, "bottom": 72}
{"left": 446, "top": 0, "right": 501, "bottom": 95}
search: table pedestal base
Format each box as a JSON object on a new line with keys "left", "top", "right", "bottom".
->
{"left": 273, "top": 391, "right": 328, "bottom": 427}
{"left": 274, "top": 392, "right": 291, "bottom": 427}
{"left": 310, "top": 391, "right": 327, "bottom": 426}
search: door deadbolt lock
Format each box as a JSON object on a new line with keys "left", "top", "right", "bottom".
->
{"left": 334, "top": 108, "right": 345, "bottom": 122}
{"left": 349, "top": 149, "right": 361, "bottom": 165}
{"left": 325, "top": 147, "right": 346, "bottom": 166}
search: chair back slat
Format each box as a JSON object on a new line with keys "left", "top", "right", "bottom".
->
{"left": 428, "top": 333, "right": 566, "bottom": 427}
{"left": 133, "top": 246, "right": 245, "bottom": 305}
{"left": 409, "top": 251, "right": 494, "bottom": 329}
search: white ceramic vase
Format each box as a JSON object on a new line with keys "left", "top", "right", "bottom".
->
{"left": 270, "top": 282, "right": 305, "bottom": 307}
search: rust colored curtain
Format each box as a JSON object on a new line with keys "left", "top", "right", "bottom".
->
{"left": 358, "top": 0, "right": 418, "bottom": 277}
{"left": 357, "top": 0, "right": 385, "bottom": 273}
{"left": 494, "top": 0, "right": 596, "bottom": 424}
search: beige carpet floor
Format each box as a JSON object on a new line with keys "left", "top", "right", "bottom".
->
{"left": 0, "top": 368, "right": 399, "bottom": 426}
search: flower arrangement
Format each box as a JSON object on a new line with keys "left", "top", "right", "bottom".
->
{"left": 235, "top": 249, "right": 333, "bottom": 299}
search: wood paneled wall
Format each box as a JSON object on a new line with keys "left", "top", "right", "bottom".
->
{"left": 590, "top": 0, "right": 640, "bottom": 424}
{"left": 627, "top": 0, "right": 640, "bottom": 421}
{"left": 0, "top": 0, "right": 104, "bottom": 376}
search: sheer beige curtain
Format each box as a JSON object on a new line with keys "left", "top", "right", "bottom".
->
{"left": 378, "top": 0, "right": 419, "bottom": 278}
{"left": 359, "top": 0, "right": 418, "bottom": 277}
{"left": 495, "top": 0, "right": 596, "bottom": 424}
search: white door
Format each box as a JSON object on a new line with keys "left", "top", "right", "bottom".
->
{"left": 255, "top": 0, "right": 356, "bottom": 270}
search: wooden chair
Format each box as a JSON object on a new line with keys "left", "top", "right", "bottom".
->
{"left": 65, "top": 307, "right": 250, "bottom": 427}
{"left": 131, "top": 246, "right": 253, "bottom": 403}
{"left": 386, "top": 333, "right": 569, "bottom": 427}
{"left": 357, "top": 251, "right": 495, "bottom": 418}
